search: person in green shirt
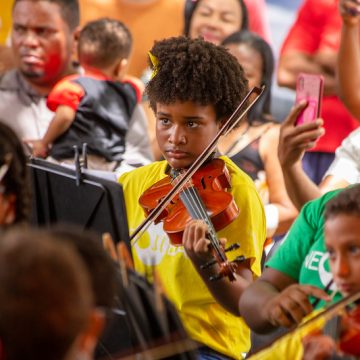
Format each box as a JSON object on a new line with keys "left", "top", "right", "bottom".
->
{"left": 248, "top": 184, "right": 360, "bottom": 359}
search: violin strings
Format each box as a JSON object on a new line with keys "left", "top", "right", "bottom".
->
{"left": 180, "top": 186, "right": 224, "bottom": 258}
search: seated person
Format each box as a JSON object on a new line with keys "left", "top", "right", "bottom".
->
{"left": 0, "top": 228, "right": 104, "bottom": 360}
{"left": 0, "top": 122, "right": 30, "bottom": 226}
{"left": 238, "top": 103, "right": 360, "bottom": 337}
{"left": 247, "top": 184, "right": 360, "bottom": 359}
{"left": 0, "top": 0, "right": 79, "bottom": 141}
{"left": 218, "top": 31, "right": 297, "bottom": 238}
{"left": 28, "top": 18, "right": 152, "bottom": 172}
{"left": 119, "top": 36, "right": 266, "bottom": 359}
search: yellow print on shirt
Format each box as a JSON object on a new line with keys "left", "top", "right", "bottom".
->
{"left": 131, "top": 222, "right": 185, "bottom": 266}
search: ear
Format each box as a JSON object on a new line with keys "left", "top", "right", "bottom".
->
{"left": 114, "top": 58, "right": 129, "bottom": 80}
{"left": 71, "top": 26, "right": 82, "bottom": 63}
{"left": 77, "top": 308, "right": 106, "bottom": 358}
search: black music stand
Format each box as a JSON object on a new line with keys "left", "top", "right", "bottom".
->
{"left": 28, "top": 158, "right": 197, "bottom": 360}
{"left": 28, "top": 157, "right": 130, "bottom": 250}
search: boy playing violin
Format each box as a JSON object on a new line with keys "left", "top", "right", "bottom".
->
{"left": 118, "top": 36, "right": 266, "bottom": 359}
{"left": 248, "top": 184, "right": 360, "bottom": 360}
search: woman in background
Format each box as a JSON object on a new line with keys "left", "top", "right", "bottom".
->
{"left": 218, "top": 31, "right": 297, "bottom": 238}
{"left": 184, "top": 0, "right": 270, "bottom": 44}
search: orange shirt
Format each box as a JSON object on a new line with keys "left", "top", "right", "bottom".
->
{"left": 79, "top": 0, "right": 185, "bottom": 78}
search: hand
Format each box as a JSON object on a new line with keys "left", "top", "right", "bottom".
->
{"left": 262, "top": 284, "right": 331, "bottom": 328}
{"left": 278, "top": 102, "right": 325, "bottom": 169}
{"left": 182, "top": 219, "right": 226, "bottom": 264}
{"left": 24, "top": 140, "right": 48, "bottom": 158}
{"left": 339, "top": 0, "right": 360, "bottom": 26}
{"left": 302, "top": 333, "right": 336, "bottom": 360}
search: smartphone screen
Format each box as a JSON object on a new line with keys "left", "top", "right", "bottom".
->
{"left": 295, "top": 73, "right": 324, "bottom": 125}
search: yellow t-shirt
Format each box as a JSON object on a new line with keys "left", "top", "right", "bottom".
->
{"left": 79, "top": 0, "right": 185, "bottom": 78}
{"left": 248, "top": 310, "right": 325, "bottom": 360}
{"left": 119, "top": 156, "right": 266, "bottom": 359}
{"left": 0, "top": 0, "right": 13, "bottom": 45}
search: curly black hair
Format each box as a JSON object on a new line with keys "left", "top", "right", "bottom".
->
{"left": 0, "top": 122, "right": 31, "bottom": 224}
{"left": 324, "top": 185, "right": 360, "bottom": 221}
{"left": 79, "top": 18, "right": 132, "bottom": 69}
{"left": 146, "top": 36, "right": 248, "bottom": 123}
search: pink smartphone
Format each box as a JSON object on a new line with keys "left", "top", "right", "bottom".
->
{"left": 295, "top": 73, "right": 324, "bottom": 125}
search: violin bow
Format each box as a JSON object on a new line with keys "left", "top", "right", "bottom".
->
{"left": 130, "top": 85, "right": 265, "bottom": 245}
{"left": 0, "top": 154, "right": 12, "bottom": 183}
{"left": 248, "top": 288, "right": 360, "bottom": 357}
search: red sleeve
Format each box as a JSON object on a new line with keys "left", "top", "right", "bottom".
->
{"left": 123, "top": 79, "right": 142, "bottom": 103}
{"left": 280, "top": 0, "right": 330, "bottom": 56}
{"left": 47, "top": 76, "right": 85, "bottom": 112}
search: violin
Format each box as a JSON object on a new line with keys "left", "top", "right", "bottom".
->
{"left": 139, "top": 158, "right": 245, "bottom": 281}
{"left": 131, "top": 86, "right": 265, "bottom": 282}
{"left": 139, "top": 158, "right": 239, "bottom": 245}
{"left": 322, "top": 301, "right": 360, "bottom": 356}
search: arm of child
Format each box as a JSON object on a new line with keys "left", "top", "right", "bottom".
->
{"left": 278, "top": 102, "right": 325, "bottom": 210}
{"left": 182, "top": 219, "right": 253, "bottom": 316}
{"left": 27, "top": 105, "right": 76, "bottom": 158}
{"left": 239, "top": 270, "right": 330, "bottom": 333}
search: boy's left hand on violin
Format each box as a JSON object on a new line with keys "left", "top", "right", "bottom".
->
{"left": 182, "top": 219, "right": 226, "bottom": 264}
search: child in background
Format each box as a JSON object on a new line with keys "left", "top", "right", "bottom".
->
{"left": 29, "top": 18, "right": 152, "bottom": 172}
{"left": 119, "top": 36, "right": 266, "bottom": 359}
{"left": 248, "top": 184, "right": 360, "bottom": 359}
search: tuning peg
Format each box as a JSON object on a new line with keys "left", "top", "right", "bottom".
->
{"left": 233, "top": 255, "right": 245, "bottom": 264}
{"left": 225, "top": 243, "right": 240, "bottom": 252}
{"left": 200, "top": 258, "right": 217, "bottom": 270}
{"left": 209, "top": 273, "right": 223, "bottom": 282}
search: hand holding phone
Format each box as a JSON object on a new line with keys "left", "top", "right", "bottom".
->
{"left": 295, "top": 73, "right": 324, "bottom": 126}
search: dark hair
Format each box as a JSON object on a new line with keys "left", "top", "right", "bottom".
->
{"left": 13, "top": 0, "right": 80, "bottom": 31}
{"left": 183, "top": 0, "right": 249, "bottom": 37}
{"left": 49, "top": 225, "right": 117, "bottom": 308}
{"left": 222, "top": 30, "right": 274, "bottom": 123}
{"left": 146, "top": 36, "right": 248, "bottom": 123}
{"left": 0, "top": 229, "right": 93, "bottom": 360}
{"left": 324, "top": 185, "right": 360, "bottom": 221}
{"left": 79, "top": 18, "right": 132, "bottom": 69}
{"left": 0, "top": 122, "right": 31, "bottom": 224}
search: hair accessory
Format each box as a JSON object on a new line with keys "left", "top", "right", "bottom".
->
{"left": 148, "top": 51, "right": 159, "bottom": 79}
